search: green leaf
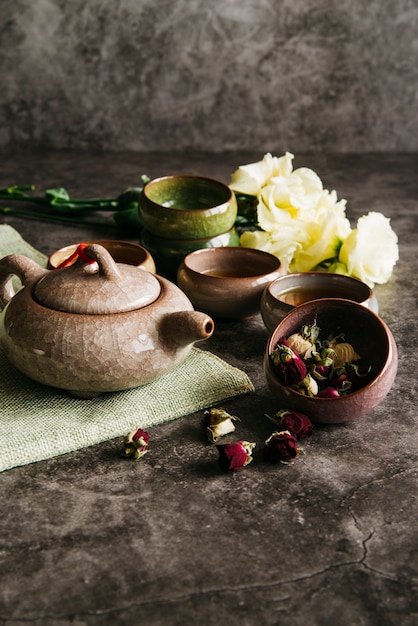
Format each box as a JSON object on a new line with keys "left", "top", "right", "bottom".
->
{"left": 116, "top": 187, "right": 142, "bottom": 211}
{"left": 113, "top": 206, "right": 142, "bottom": 231}
{"left": 45, "top": 187, "right": 71, "bottom": 203}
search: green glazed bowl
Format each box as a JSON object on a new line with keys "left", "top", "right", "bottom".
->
{"left": 139, "top": 175, "right": 238, "bottom": 239}
{"left": 141, "top": 226, "right": 240, "bottom": 279}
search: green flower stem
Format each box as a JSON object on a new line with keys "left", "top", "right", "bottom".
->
{"left": 0, "top": 206, "right": 117, "bottom": 229}
{"left": 0, "top": 180, "right": 150, "bottom": 230}
{"left": 0, "top": 184, "right": 150, "bottom": 215}
{"left": 0, "top": 189, "right": 118, "bottom": 213}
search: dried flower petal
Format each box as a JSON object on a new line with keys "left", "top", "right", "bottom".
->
{"left": 216, "top": 441, "right": 256, "bottom": 472}
{"left": 328, "top": 342, "right": 360, "bottom": 367}
{"left": 122, "top": 428, "right": 150, "bottom": 459}
{"left": 56, "top": 243, "right": 98, "bottom": 269}
{"left": 286, "top": 332, "right": 315, "bottom": 359}
{"left": 264, "top": 430, "right": 299, "bottom": 464}
{"left": 201, "top": 407, "right": 238, "bottom": 442}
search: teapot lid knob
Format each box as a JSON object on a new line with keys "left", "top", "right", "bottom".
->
{"left": 34, "top": 244, "right": 161, "bottom": 314}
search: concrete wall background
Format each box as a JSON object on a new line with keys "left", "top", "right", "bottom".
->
{"left": 1, "top": 0, "right": 417, "bottom": 153}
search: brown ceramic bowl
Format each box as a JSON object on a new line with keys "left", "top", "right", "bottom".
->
{"left": 264, "top": 298, "right": 398, "bottom": 424}
{"left": 48, "top": 240, "right": 156, "bottom": 273}
{"left": 261, "top": 272, "right": 378, "bottom": 331}
{"left": 177, "top": 247, "right": 284, "bottom": 319}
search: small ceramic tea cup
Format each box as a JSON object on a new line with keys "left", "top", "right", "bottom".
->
{"left": 260, "top": 272, "right": 378, "bottom": 331}
{"left": 177, "top": 247, "right": 284, "bottom": 319}
{"left": 48, "top": 240, "right": 156, "bottom": 273}
{"left": 139, "top": 175, "right": 238, "bottom": 240}
{"left": 141, "top": 226, "right": 240, "bottom": 279}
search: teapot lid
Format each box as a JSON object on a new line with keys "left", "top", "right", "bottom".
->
{"left": 34, "top": 244, "right": 161, "bottom": 314}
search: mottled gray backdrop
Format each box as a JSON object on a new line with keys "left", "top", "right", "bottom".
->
{"left": 1, "top": 0, "right": 417, "bottom": 152}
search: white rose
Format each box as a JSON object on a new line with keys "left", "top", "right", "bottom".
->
{"left": 231, "top": 154, "right": 398, "bottom": 287}
{"left": 314, "top": 188, "right": 347, "bottom": 220}
{"left": 260, "top": 167, "right": 324, "bottom": 219}
{"left": 290, "top": 210, "right": 351, "bottom": 273}
{"left": 240, "top": 222, "right": 305, "bottom": 271}
{"left": 256, "top": 170, "right": 324, "bottom": 235}
{"left": 258, "top": 186, "right": 296, "bottom": 229}
{"left": 230, "top": 152, "right": 294, "bottom": 196}
{"left": 290, "top": 190, "right": 351, "bottom": 272}
{"left": 338, "top": 211, "right": 399, "bottom": 286}
{"left": 255, "top": 171, "right": 349, "bottom": 272}
{"left": 239, "top": 229, "right": 271, "bottom": 252}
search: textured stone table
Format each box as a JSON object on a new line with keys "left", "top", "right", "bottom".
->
{"left": 0, "top": 152, "right": 416, "bottom": 626}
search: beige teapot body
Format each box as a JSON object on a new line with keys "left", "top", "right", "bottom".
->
{"left": 0, "top": 244, "right": 214, "bottom": 398}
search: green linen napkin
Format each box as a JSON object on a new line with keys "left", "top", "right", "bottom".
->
{"left": 0, "top": 225, "right": 254, "bottom": 472}
{"left": 0, "top": 224, "right": 48, "bottom": 266}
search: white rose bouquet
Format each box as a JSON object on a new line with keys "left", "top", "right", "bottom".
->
{"left": 230, "top": 153, "right": 399, "bottom": 287}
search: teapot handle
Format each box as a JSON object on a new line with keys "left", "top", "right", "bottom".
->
{"left": 0, "top": 254, "right": 47, "bottom": 308}
{"left": 84, "top": 244, "right": 121, "bottom": 281}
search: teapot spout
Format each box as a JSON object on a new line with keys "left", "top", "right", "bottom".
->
{"left": 161, "top": 311, "right": 214, "bottom": 348}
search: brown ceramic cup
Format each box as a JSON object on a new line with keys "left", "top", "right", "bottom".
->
{"left": 177, "top": 247, "right": 284, "bottom": 319}
{"left": 260, "top": 272, "right": 378, "bottom": 331}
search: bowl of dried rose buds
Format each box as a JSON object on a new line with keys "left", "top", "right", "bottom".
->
{"left": 264, "top": 298, "right": 398, "bottom": 424}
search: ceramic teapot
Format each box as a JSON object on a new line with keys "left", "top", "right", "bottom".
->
{"left": 0, "top": 244, "right": 214, "bottom": 398}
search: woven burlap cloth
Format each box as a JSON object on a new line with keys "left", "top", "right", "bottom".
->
{"left": 0, "top": 225, "right": 254, "bottom": 472}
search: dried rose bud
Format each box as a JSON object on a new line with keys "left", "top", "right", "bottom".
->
{"left": 201, "top": 407, "right": 238, "bottom": 442}
{"left": 286, "top": 332, "right": 316, "bottom": 359}
{"left": 296, "top": 373, "right": 319, "bottom": 396}
{"left": 311, "top": 363, "right": 331, "bottom": 381}
{"left": 317, "top": 386, "right": 340, "bottom": 398}
{"left": 328, "top": 342, "right": 360, "bottom": 367}
{"left": 122, "top": 428, "right": 150, "bottom": 459}
{"left": 216, "top": 441, "right": 256, "bottom": 472}
{"left": 329, "top": 371, "right": 352, "bottom": 392}
{"left": 270, "top": 339, "right": 307, "bottom": 386}
{"left": 264, "top": 430, "right": 299, "bottom": 464}
{"left": 274, "top": 409, "right": 314, "bottom": 440}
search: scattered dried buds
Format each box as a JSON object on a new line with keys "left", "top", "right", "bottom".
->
{"left": 264, "top": 430, "right": 300, "bottom": 464}
{"left": 216, "top": 441, "right": 256, "bottom": 472}
{"left": 122, "top": 428, "right": 150, "bottom": 459}
{"left": 201, "top": 407, "right": 238, "bottom": 442}
{"left": 269, "top": 409, "right": 314, "bottom": 440}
